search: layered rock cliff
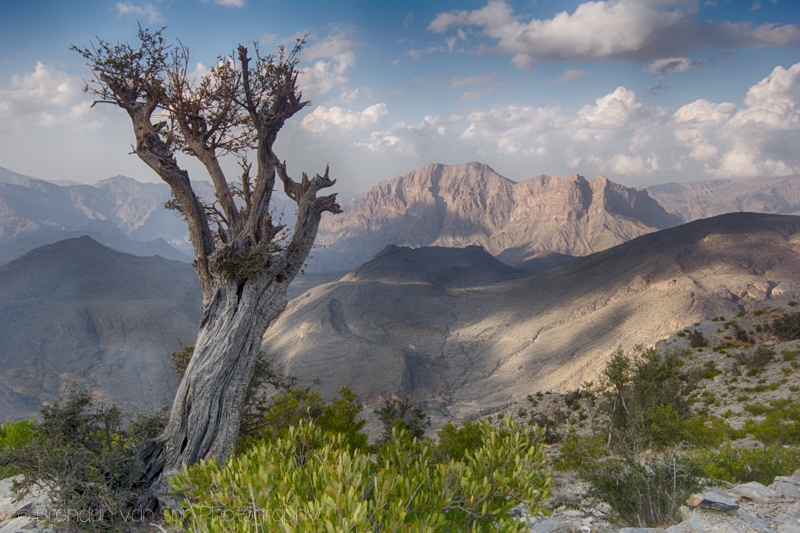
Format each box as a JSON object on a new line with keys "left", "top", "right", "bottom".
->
{"left": 309, "top": 162, "right": 681, "bottom": 271}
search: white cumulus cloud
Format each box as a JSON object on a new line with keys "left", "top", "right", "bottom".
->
{"left": 115, "top": 2, "right": 161, "bottom": 23}
{"left": 578, "top": 86, "right": 666, "bottom": 128}
{"left": 301, "top": 103, "right": 388, "bottom": 134}
{"left": 0, "top": 62, "right": 90, "bottom": 127}
{"left": 299, "top": 34, "right": 359, "bottom": 98}
{"left": 671, "top": 62, "right": 800, "bottom": 178}
{"left": 428, "top": 0, "right": 800, "bottom": 68}
{"left": 357, "top": 116, "right": 445, "bottom": 156}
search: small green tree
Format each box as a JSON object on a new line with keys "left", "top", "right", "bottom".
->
{"left": 771, "top": 312, "right": 800, "bottom": 340}
{"left": 580, "top": 448, "right": 703, "bottom": 527}
{"left": 599, "top": 347, "right": 697, "bottom": 449}
{"left": 688, "top": 329, "right": 708, "bottom": 348}
{"left": 374, "top": 396, "right": 430, "bottom": 445}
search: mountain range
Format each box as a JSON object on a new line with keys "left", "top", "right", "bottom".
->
{"left": 2, "top": 163, "right": 800, "bottom": 422}
{"left": 4, "top": 164, "right": 800, "bottom": 275}
{"left": 648, "top": 175, "right": 800, "bottom": 222}
{"left": 308, "top": 162, "right": 683, "bottom": 271}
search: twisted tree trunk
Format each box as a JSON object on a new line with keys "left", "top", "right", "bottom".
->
{"left": 74, "top": 30, "right": 341, "bottom": 511}
{"left": 136, "top": 276, "right": 284, "bottom": 507}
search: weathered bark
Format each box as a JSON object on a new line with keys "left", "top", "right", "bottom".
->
{"left": 136, "top": 273, "right": 286, "bottom": 508}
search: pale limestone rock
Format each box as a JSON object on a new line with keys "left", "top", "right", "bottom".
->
{"left": 730, "top": 481, "right": 777, "bottom": 503}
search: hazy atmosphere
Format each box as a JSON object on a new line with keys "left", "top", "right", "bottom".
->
{"left": 2, "top": 0, "right": 800, "bottom": 193}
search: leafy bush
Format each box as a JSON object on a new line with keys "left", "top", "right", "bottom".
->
{"left": 579, "top": 448, "right": 703, "bottom": 527}
{"left": 0, "top": 390, "right": 166, "bottom": 532}
{"left": 554, "top": 434, "right": 608, "bottom": 471}
{"left": 166, "top": 417, "right": 552, "bottom": 532}
{"left": 696, "top": 444, "right": 800, "bottom": 485}
{"left": 742, "top": 400, "right": 800, "bottom": 445}
{"left": 771, "top": 312, "right": 800, "bottom": 340}
{"left": 0, "top": 419, "right": 38, "bottom": 477}
{"left": 598, "top": 348, "right": 698, "bottom": 449}
{"left": 432, "top": 420, "right": 485, "bottom": 462}
{"left": 238, "top": 385, "right": 368, "bottom": 452}
{"left": 735, "top": 345, "right": 776, "bottom": 369}
{"left": 688, "top": 330, "right": 708, "bottom": 348}
{"left": 374, "top": 396, "right": 430, "bottom": 445}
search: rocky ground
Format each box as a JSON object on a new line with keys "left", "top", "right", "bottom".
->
{"left": 2, "top": 302, "right": 800, "bottom": 532}
{"left": 521, "top": 468, "right": 800, "bottom": 532}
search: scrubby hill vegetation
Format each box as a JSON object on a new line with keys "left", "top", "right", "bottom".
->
{"left": 515, "top": 302, "right": 800, "bottom": 527}
{"left": 2, "top": 304, "right": 800, "bottom": 531}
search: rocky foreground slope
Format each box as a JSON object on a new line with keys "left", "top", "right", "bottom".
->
{"left": 264, "top": 212, "right": 800, "bottom": 422}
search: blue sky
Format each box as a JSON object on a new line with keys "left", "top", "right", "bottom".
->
{"left": 1, "top": 0, "right": 799, "bottom": 193}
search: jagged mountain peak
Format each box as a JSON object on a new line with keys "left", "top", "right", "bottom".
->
{"left": 310, "top": 162, "right": 680, "bottom": 272}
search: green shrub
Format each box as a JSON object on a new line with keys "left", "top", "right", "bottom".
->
{"left": 771, "top": 312, "right": 800, "bottom": 340}
{"left": 0, "top": 390, "right": 166, "bottom": 532}
{"left": 688, "top": 330, "right": 708, "bottom": 348}
{"left": 238, "top": 385, "right": 368, "bottom": 453}
{"left": 374, "top": 396, "right": 430, "bottom": 445}
{"left": 0, "top": 419, "right": 38, "bottom": 478}
{"left": 744, "top": 403, "right": 770, "bottom": 416}
{"left": 734, "top": 344, "right": 775, "bottom": 371}
{"left": 598, "top": 348, "right": 698, "bottom": 449}
{"left": 554, "top": 434, "right": 608, "bottom": 471}
{"left": 646, "top": 407, "right": 732, "bottom": 449}
{"left": 743, "top": 402, "right": 800, "bottom": 445}
{"left": 580, "top": 449, "right": 703, "bottom": 527}
{"left": 166, "top": 417, "right": 552, "bottom": 532}
{"left": 432, "top": 420, "right": 485, "bottom": 462}
{"left": 783, "top": 349, "right": 800, "bottom": 362}
{"left": 696, "top": 444, "right": 800, "bottom": 485}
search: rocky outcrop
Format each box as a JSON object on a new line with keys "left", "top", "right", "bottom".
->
{"left": 309, "top": 162, "right": 681, "bottom": 272}
{"left": 524, "top": 469, "right": 800, "bottom": 532}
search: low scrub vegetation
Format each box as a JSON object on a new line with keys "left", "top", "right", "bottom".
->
{"left": 166, "top": 417, "right": 550, "bottom": 532}
{"left": 0, "top": 390, "right": 165, "bottom": 532}
{"left": 0, "top": 385, "right": 551, "bottom": 532}
{"left": 695, "top": 444, "right": 800, "bottom": 485}
{"left": 528, "top": 307, "right": 800, "bottom": 528}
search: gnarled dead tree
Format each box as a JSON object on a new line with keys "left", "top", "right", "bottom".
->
{"left": 72, "top": 27, "right": 341, "bottom": 508}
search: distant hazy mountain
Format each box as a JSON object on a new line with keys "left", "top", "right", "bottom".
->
{"left": 0, "top": 167, "right": 202, "bottom": 264}
{"left": 646, "top": 175, "right": 800, "bottom": 222}
{"left": 0, "top": 236, "right": 201, "bottom": 421}
{"left": 264, "top": 213, "right": 800, "bottom": 421}
{"left": 0, "top": 166, "right": 305, "bottom": 266}
{"left": 308, "top": 162, "right": 682, "bottom": 272}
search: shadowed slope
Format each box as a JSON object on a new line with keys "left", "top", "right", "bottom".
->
{"left": 264, "top": 213, "right": 800, "bottom": 421}
{"left": 0, "top": 236, "right": 201, "bottom": 421}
